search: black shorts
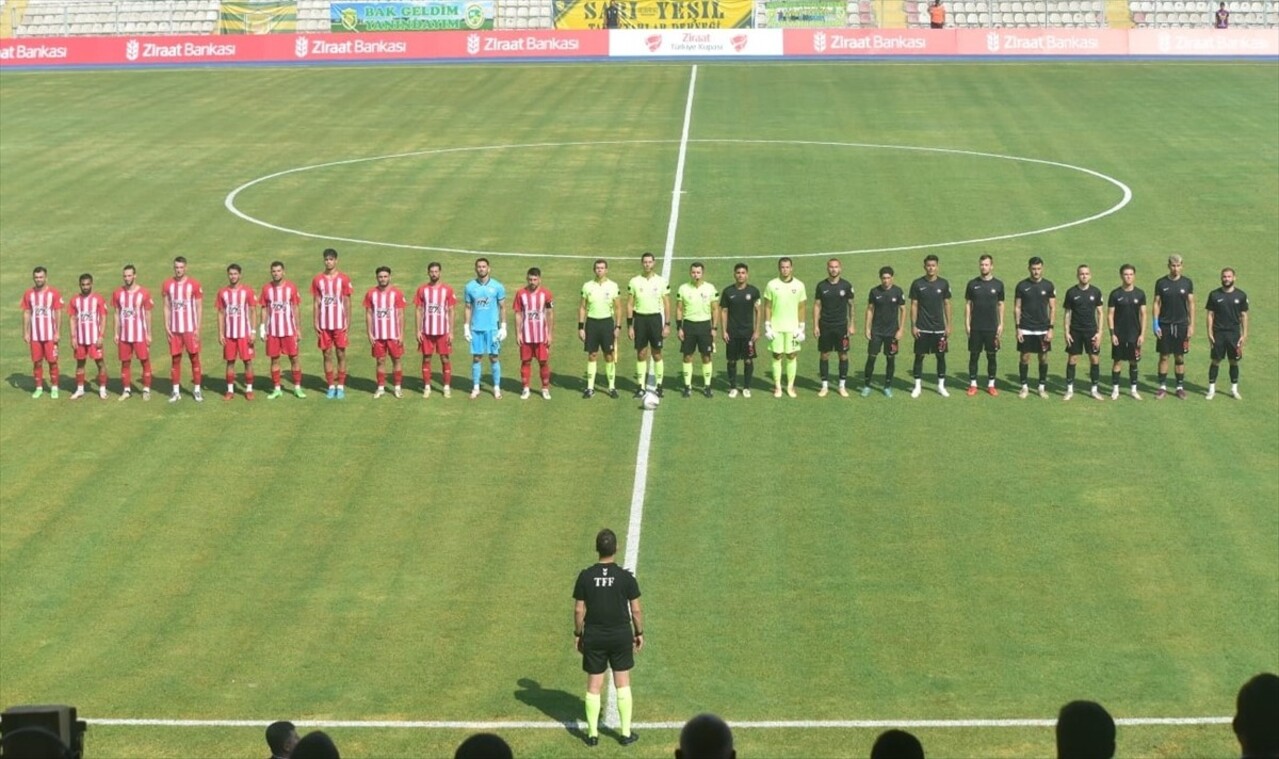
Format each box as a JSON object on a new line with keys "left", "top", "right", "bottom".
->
{"left": 817, "top": 328, "right": 850, "bottom": 354}
{"left": 1157, "top": 323, "right": 1189, "bottom": 356}
{"left": 1210, "top": 331, "right": 1242, "bottom": 362}
{"left": 968, "top": 330, "right": 999, "bottom": 353}
{"left": 581, "top": 628, "right": 634, "bottom": 675}
{"left": 1019, "top": 333, "right": 1051, "bottom": 355}
{"left": 1066, "top": 329, "right": 1100, "bottom": 356}
{"left": 584, "top": 317, "right": 616, "bottom": 354}
{"left": 633, "top": 313, "right": 664, "bottom": 352}
{"left": 914, "top": 332, "right": 947, "bottom": 355}
{"left": 1111, "top": 340, "right": 1142, "bottom": 363}
{"left": 867, "top": 335, "right": 899, "bottom": 356}
{"left": 680, "top": 321, "right": 714, "bottom": 356}
{"left": 725, "top": 336, "right": 756, "bottom": 362}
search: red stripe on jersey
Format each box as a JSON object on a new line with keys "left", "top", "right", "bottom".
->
{"left": 217, "top": 286, "right": 256, "bottom": 339}
{"left": 312, "top": 272, "right": 352, "bottom": 330}
{"left": 21, "top": 288, "right": 62, "bottom": 342}
{"left": 69, "top": 293, "right": 107, "bottom": 346}
{"left": 515, "top": 288, "right": 553, "bottom": 344}
{"left": 162, "top": 278, "right": 203, "bottom": 334}
{"left": 364, "top": 287, "right": 405, "bottom": 340}
{"left": 415, "top": 283, "right": 455, "bottom": 336}
{"left": 114, "top": 287, "right": 153, "bottom": 343}
{"left": 261, "top": 281, "right": 300, "bottom": 338}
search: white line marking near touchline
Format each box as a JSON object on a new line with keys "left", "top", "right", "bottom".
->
{"left": 87, "top": 716, "right": 1231, "bottom": 730}
{"left": 605, "top": 62, "right": 699, "bottom": 731}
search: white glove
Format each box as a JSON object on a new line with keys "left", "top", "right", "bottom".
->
{"left": 764, "top": 321, "right": 774, "bottom": 341}
{"left": 796, "top": 322, "right": 806, "bottom": 343}
{"left": 463, "top": 324, "right": 472, "bottom": 343}
{"left": 497, "top": 324, "right": 507, "bottom": 342}
{"left": 258, "top": 323, "right": 267, "bottom": 340}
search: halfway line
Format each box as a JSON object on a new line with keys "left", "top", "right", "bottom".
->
{"left": 606, "top": 62, "right": 699, "bottom": 729}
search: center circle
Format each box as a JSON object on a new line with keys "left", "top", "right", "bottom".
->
{"left": 225, "top": 140, "right": 1132, "bottom": 260}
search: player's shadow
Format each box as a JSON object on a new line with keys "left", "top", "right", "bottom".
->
{"left": 6, "top": 373, "right": 30, "bottom": 391}
{"left": 513, "top": 677, "right": 586, "bottom": 740}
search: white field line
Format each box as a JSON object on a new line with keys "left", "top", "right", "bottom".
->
{"left": 87, "top": 716, "right": 1231, "bottom": 729}
{"left": 604, "top": 63, "right": 699, "bottom": 731}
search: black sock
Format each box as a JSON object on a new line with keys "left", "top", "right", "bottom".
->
{"left": 912, "top": 355, "right": 924, "bottom": 380}
{"left": 937, "top": 355, "right": 947, "bottom": 380}
{"left": 1038, "top": 362, "right": 1048, "bottom": 386}
{"left": 1158, "top": 372, "right": 1168, "bottom": 386}
{"left": 819, "top": 358, "right": 829, "bottom": 382}
{"left": 1111, "top": 371, "right": 1121, "bottom": 387}
{"left": 838, "top": 359, "right": 848, "bottom": 381}
{"left": 1129, "top": 366, "right": 1139, "bottom": 387}
{"left": 743, "top": 359, "right": 754, "bottom": 386}
{"left": 1229, "top": 364, "right": 1239, "bottom": 383}
{"left": 968, "top": 352, "right": 980, "bottom": 382}
{"left": 986, "top": 352, "right": 997, "bottom": 382}
{"left": 1208, "top": 364, "right": 1219, "bottom": 382}
{"left": 1089, "top": 364, "right": 1099, "bottom": 386}
{"left": 727, "top": 361, "right": 738, "bottom": 387}
{"left": 1066, "top": 364, "right": 1076, "bottom": 386}
{"left": 864, "top": 356, "right": 876, "bottom": 382}
{"left": 1175, "top": 371, "right": 1185, "bottom": 389}
{"left": 886, "top": 356, "right": 896, "bottom": 383}
{"left": 1019, "top": 363, "right": 1029, "bottom": 384}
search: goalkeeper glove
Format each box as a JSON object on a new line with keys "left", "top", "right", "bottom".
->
{"left": 463, "top": 324, "right": 472, "bottom": 343}
{"left": 258, "top": 323, "right": 267, "bottom": 341}
{"left": 764, "top": 321, "right": 774, "bottom": 341}
{"left": 497, "top": 324, "right": 507, "bottom": 342}
{"left": 796, "top": 323, "right": 806, "bottom": 343}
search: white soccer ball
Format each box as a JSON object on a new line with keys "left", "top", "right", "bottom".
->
{"left": 642, "top": 390, "right": 661, "bottom": 410}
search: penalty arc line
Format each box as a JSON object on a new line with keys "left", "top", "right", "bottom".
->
{"left": 604, "top": 63, "right": 699, "bottom": 731}
{"left": 87, "top": 716, "right": 1232, "bottom": 729}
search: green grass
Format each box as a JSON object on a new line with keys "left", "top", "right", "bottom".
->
{"left": 1, "top": 62, "right": 1277, "bottom": 758}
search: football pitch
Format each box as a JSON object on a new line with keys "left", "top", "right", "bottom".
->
{"left": 1, "top": 60, "right": 1277, "bottom": 758}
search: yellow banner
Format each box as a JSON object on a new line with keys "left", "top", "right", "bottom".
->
{"left": 553, "top": 0, "right": 752, "bottom": 29}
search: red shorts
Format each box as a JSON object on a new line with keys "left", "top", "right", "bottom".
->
{"left": 317, "top": 328, "right": 348, "bottom": 351}
{"left": 520, "top": 342, "right": 550, "bottom": 362}
{"left": 168, "top": 333, "right": 200, "bottom": 356}
{"left": 418, "top": 334, "right": 451, "bottom": 356}
{"left": 29, "top": 340, "right": 58, "bottom": 363}
{"left": 372, "top": 339, "right": 405, "bottom": 359}
{"left": 266, "top": 334, "right": 299, "bottom": 358}
{"left": 119, "top": 341, "right": 150, "bottom": 362}
{"left": 74, "top": 343, "right": 104, "bottom": 361}
{"left": 223, "top": 337, "right": 255, "bottom": 362}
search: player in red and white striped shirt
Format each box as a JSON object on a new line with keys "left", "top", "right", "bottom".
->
{"left": 312, "top": 248, "right": 353, "bottom": 399}
{"left": 20, "top": 266, "right": 62, "bottom": 399}
{"left": 514, "top": 267, "right": 554, "bottom": 400}
{"left": 260, "top": 260, "right": 305, "bottom": 400}
{"left": 414, "top": 261, "right": 456, "bottom": 398}
{"left": 114, "top": 264, "right": 154, "bottom": 401}
{"left": 161, "top": 256, "right": 204, "bottom": 403}
{"left": 68, "top": 273, "right": 109, "bottom": 400}
{"left": 364, "top": 266, "right": 406, "bottom": 398}
{"left": 217, "top": 263, "right": 258, "bottom": 401}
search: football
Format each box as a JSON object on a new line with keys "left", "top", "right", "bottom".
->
{"left": 641, "top": 390, "right": 661, "bottom": 410}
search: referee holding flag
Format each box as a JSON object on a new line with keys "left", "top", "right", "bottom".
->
{"left": 574, "top": 528, "right": 643, "bottom": 747}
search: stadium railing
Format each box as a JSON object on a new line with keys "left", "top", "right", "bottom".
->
{"left": 6, "top": 0, "right": 1277, "bottom": 36}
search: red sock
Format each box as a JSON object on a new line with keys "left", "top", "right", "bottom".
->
{"left": 422, "top": 364, "right": 432, "bottom": 385}
{"left": 191, "top": 356, "right": 202, "bottom": 385}
{"left": 171, "top": 357, "right": 182, "bottom": 385}
{"left": 141, "top": 360, "right": 152, "bottom": 390}
{"left": 76, "top": 368, "right": 86, "bottom": 386}
{"left": 122, "top": 363, "right": 133, "bottom": 389}
{"left": 443, "top": 365, "right": 452, "bottom": 384}
{"left": 540, "top": 363, "right": 551, "bottom": 388}
{"left": 338, "top": 371, "right": 347, "bottom": 386}
{"left": 98, "top": 370, "right": 107, "bottom": 387}
{"left": 50, "top": 362, "right": 59, "bottom": 385}
{"left": 325, "top": 369, "right": 334, "bottom": 386}
{"left": 393, "top": 369, "right": 402, "bottom": 387}
{"left": 292, "top": 369, "right": 302, "bottom": 386}
{"left": 33, "top": 364, "right": 43, "bottom": 386}
{"left": 521, "top": 361, "right": 531, "bottom": 386}
{"left": 272, "top": 367, "right": 282, "bottom": 387}
{"left": 376, "top": 370, "right": 386, "bottom": 386}
{"left": 245, "top": 369, "right": 253, "bottom": 385}
{"left": 226, "top": 370, "right": 236, "bottom": 389}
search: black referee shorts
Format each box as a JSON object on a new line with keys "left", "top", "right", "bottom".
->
{"left": 633, "top": 313, "right": 664, "bottom": 352}
{"left": 680, "top": 321, "right": 713, "bottom": 356}
{"left": 584, "top": 317, "right": 616, "bottom": 354}
{"left": 581, "top": 627, "right": 635, "bottom": 675}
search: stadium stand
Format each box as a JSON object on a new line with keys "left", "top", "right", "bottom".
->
{"left": 904, "top": 0, "right": 1275, "bottom": 26}
{"left": 14, "top": 0, "right": 219, "bottom": 36}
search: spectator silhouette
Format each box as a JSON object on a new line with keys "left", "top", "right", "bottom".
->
{"left": 871, "top": 728, "right": 925, "bottom": 759}
{"left": 455, "top": 732, "right": 514, "bottom": 759}
{"left": 1056, "top": 700, "right": 1115, "bottom": 759}
{"left": 266, "top": 720, "right": 299, "bottom": 759}
{"left": 676, "top": 713, "right": 735, "bottom": 759}
{"left": 291, "top": 730, "right": 340, "bottom": 759}
{"left": 1234, "top": 672, "right": 1279, "bottom": 758}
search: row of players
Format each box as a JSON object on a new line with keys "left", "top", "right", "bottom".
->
{"left": 19, "top": 249, "right": 1250, "bottom": 402}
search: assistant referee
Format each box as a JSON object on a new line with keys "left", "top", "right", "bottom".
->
{"left": 573, "top": 528, "right": 643, "bottom": 747}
